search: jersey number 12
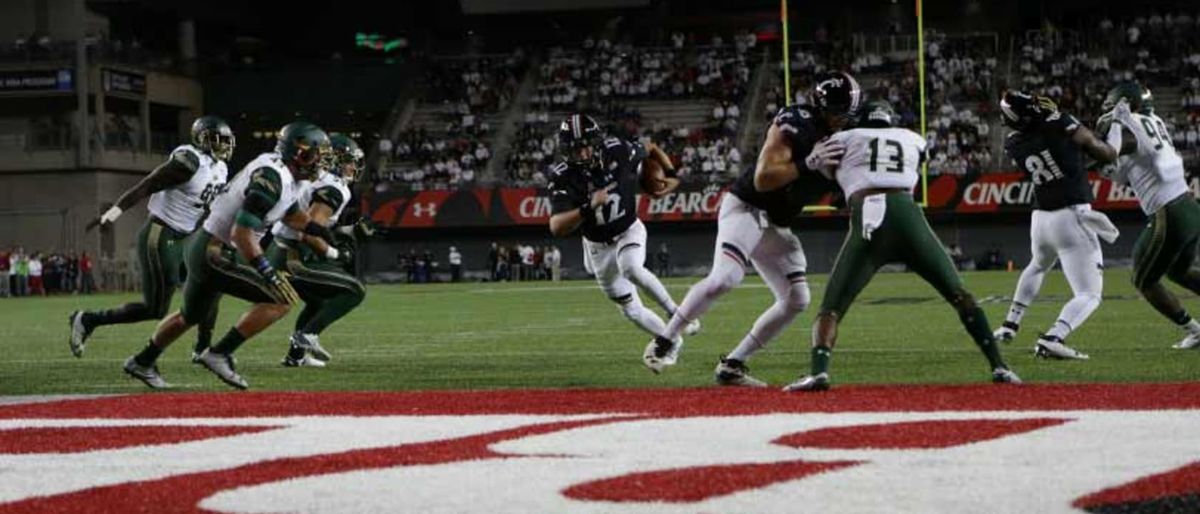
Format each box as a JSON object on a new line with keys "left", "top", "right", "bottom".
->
{"left": 594, "top": 192, "right": 626, "bottom": 226}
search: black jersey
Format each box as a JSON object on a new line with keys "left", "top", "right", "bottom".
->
{"left": 548, "top": 137, "right": 647, "bottom": 242}
{"left": 731, "top": 104, "right": 838, "bottom": 225}
{"left": 1004, "top": 112, "right": 1093, "bottom": 211}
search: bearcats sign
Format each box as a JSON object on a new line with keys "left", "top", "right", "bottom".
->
{"left": 1, "top": 385, "right": 1199, "bottom": 513}
{"left": 366, "top": 174, "right": 1200, "bottom": 229}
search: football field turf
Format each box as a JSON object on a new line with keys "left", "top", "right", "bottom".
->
{"left": 2, "top": 268, "right": 1196, "bottom": 395}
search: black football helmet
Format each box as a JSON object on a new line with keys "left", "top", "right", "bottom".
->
{"left": 558, "top": 114, "right": 604, "bottom": 168}
{"left": 811, "top": 71, "right": 863, "bottom": 124}
{"left": 999, "top": 90, "right": 1058, "bottom": 131}
{"left": 191, "top": 115, "right": 235, "bottom": 161}
{"left": 860, "top": 99, "right": 897, "bottom": 128}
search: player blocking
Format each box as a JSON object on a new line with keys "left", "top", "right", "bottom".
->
{"left": 784, "top": 97, "right": 1021, "bottom": 391}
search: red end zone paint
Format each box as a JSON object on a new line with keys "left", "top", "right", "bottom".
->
{"left": 2, "top": 383, "right": 1200, "bottom": 419}
{"left": 562, "top": 460, "right": 861, "bottom": 503}
{"left": 1074, "top": 461, "right": 1200, "bottom": 508}
{"left": 774, "top": 418, "right": 1069, "bottom": 450}
{"left": 0, "top": 425, "right": 278, "bottom": 454}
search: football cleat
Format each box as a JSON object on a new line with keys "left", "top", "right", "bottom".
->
{"left": 993, "top": 321, "right": 1019, "bottom": 344}
{"left": 782, "top": 373, "right": 830, "bottom": 392}
{"left": 992, "top": 367, "right": 1023, "bottom": 384}
{"left": 282, "top": 354, "right": 327, "bottom": 368}
{"left": 1173, "top": 332, "right": 1200, "bottom": 350}
{"left": 684, "top": 318, "right": 702, "bottom": 336}
{"left": 1034, "top": 336, "right": 1089, "bottom": 360}
{"left": 714, "top": 357, "right": 767, "bottom": 388}
{"left": 290, "top": 332, "right": 332, "bottom": 362}
{"left": 122, "top": 356, "right": 170, "bottom": 389}
{"left": 67, "top": 311, "right": 92, "bottom": 358}
{"left": 197, "top": 349, "right": 249, "bottom": 390}
{"left": 642, "top": 336, "right": 681, "bottom": 374}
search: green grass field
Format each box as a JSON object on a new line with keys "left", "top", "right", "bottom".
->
{"left": 2, "top": 269, "right": 1196, "bottom": 395}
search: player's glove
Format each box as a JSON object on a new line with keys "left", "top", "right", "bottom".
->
{"left": 252, "top": 255, "right": 300, "bottom": 305}
{"left": 84, "top": 205, "right": 123, "bottom": 232}
{"left": 805, "top": 138, "right": 845, "bottom": 174}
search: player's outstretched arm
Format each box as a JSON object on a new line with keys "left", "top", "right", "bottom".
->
{"left": 1072, "top": 125, "right": 1118, "bottom": 164}
{"left": 85, "top": 151, "right": 197, "bottom": 231}
{"left": 753, "top": 124, "right": 798, "bottom": 192}
{"left": 639, "top": 142, "right": 680, "bottom": 198}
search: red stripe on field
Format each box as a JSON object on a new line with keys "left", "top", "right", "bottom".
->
{"left": 0, "top": 417, "right": 629, "bottom": 514}
{"left": 562, "top": 460, "right": 860, "bottom": 503}
{"left": 1, "top": 384, "right": 1199, "bottom": 419}
{"left": 774, "top": 418, "right": 1069, "bottom": 450}
{"left": 1073, "top": 461, "right": 1200, "bottom": 508}
{"left": 0, "top": 425, "right": 278, "bottom": 454}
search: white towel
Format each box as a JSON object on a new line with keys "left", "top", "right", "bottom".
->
{"left": 861, "top": 194, "right": 887, "bottom": 241}
{"left": 1078, "top": 209, "right": 1120, "bottom": 244}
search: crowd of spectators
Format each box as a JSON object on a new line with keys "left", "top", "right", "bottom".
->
{"left": 379, "top": 126, "right": 491, "bottom": 191}
{"left": 531, "top": 33, "right": 754, "bottom": 115}
{"left": 0, "top": 247, "right": 96, "bottom": 298}
{"left": 421, "top": 53, "right": 526, "bottom": 114}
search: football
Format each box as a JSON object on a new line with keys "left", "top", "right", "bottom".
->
{"left": 640, "top": 156, "right": 680, "bottom": 198}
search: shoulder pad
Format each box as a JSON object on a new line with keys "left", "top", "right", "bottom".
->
{"left": 170, "top": 148, "right": 201, "bottom": 172}
{"left": 773, "top": 105, "right": 817, "bottom": 134}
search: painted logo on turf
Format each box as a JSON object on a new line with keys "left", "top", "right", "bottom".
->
{"left": 0, "top": 388, "right": 1198, "bottom": 513}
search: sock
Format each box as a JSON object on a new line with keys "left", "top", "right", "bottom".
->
{"left": 1046, "top": 319, "right": 1073, "bottom": 340}
{"left": 211, "top": 328, "right": 247, "bottom": 355}
{"left": 727, "top": 334, "right": 764, "bottom": 362}
{"left": 83, "top": 303, "right": 154, "bottom": 329}
{"left": 133, "top": 340, "right": 164, "bottom": 367}
{"left": 810, "top": 346, "right": 832, "bottom": 376}
{"left": 1004, "top": 302, "right": 1028, "bottom": 326}
{"left": 961, "top": 306, "right": 1006, "bottom": 369}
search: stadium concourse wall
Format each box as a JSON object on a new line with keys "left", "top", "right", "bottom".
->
{"left": 359, "top": 172, "right": 1177, "bottom": 279}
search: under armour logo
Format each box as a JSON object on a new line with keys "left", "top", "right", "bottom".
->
{"left": 412, "top": 202, "right": 438, "bottom": 218}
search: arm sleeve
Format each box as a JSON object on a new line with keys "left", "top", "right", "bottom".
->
{"left": 548, "top": 174, "right": 584, "bottom": 214}
{"left": 235, "top": 167, "right": 282, "bottom": 229}
{"left": 310, "top": 186, "right": 346, "bottom": 212}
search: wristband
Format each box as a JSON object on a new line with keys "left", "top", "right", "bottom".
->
{"left": 325, "top": 246, "right": 340, "bottom": 260}
{"left": 251, "top": 255, "right": 272, "bottom": 275}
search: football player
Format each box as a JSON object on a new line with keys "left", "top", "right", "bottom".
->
{"left": 993, "top": 91, "right": 1120, "bottom": 360}
{"left": 69, "top": 116, "right": 231, "bottom": 361}
{"left": 1098, "top": 82, "right": 1200, "bottom": 350}
{"left": 547, "top": 114, "right": 699, "bottom": 349}
{"left": 783, "top": 99, "right": 1021, "bottom": 392}
{"left": 122, "top": 122, "right": 336, "bottom": 389}
{"left": 264, "top": 133, "right": 367, "bottom": 368}
{"left": 642, "top": 72, "right": 855, "bottom": 384}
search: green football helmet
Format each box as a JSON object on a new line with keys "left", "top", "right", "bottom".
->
{"left": 324, "top": 133, "right": 365, "bottom": 182}
{"left": 1101, "top": 81, "right": 1153, "bottom": 115}
{"left": 191, "top": 115, "right": 235, "bottom": 161}
{"left": 275, "top": 122, "right": 330, "bottom": 180}
{"left": 860, "top": 99, "right": 897, "bottom": 128}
